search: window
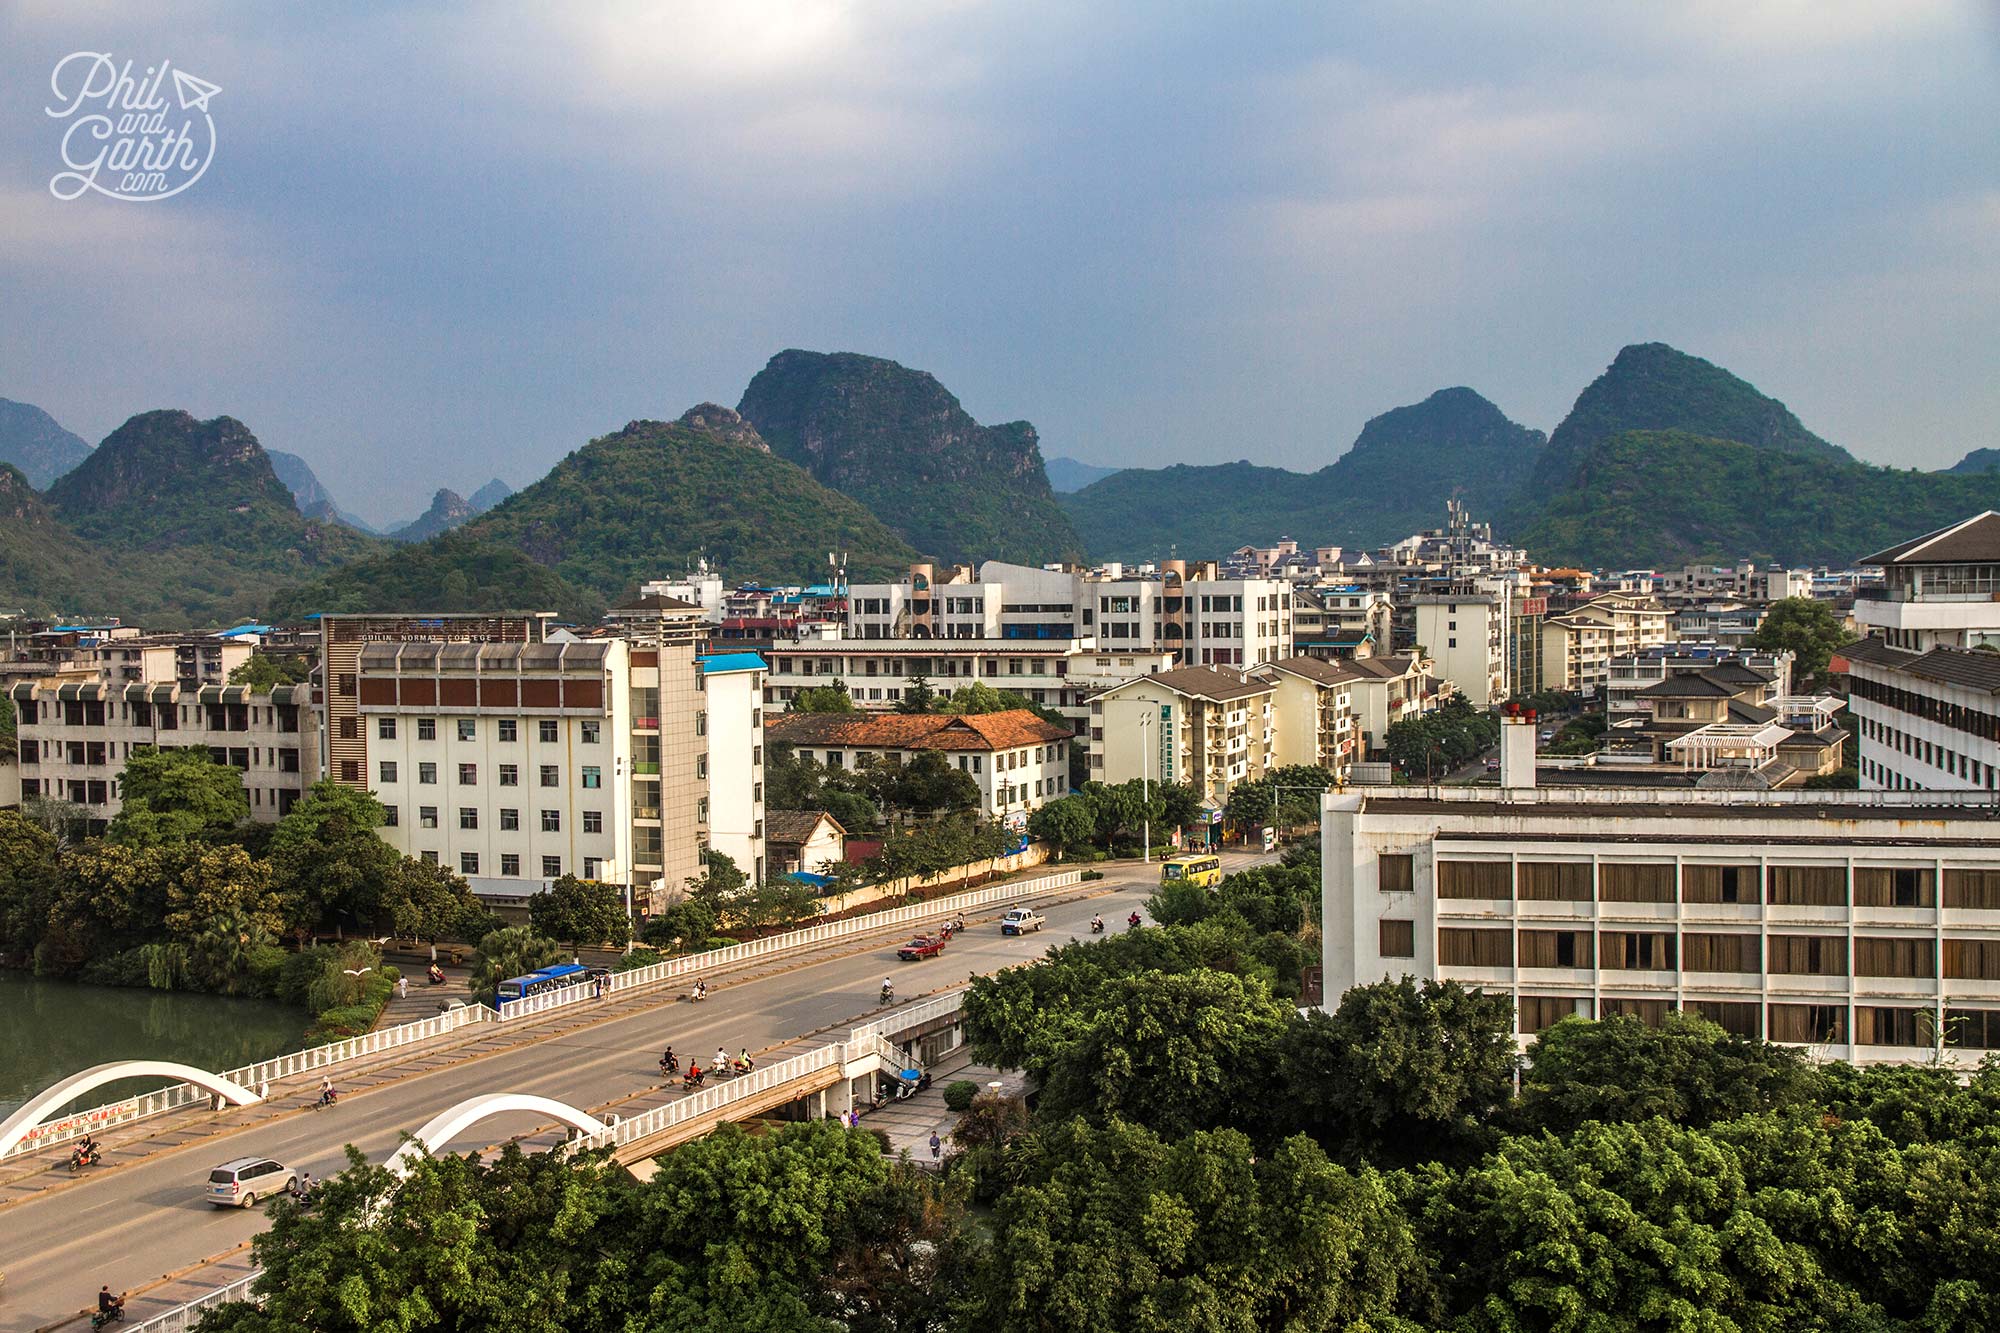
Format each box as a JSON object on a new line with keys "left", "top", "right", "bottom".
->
{"left": 378, "top": 761, "right": 398, "bottom": 784}
{"left": 458, "top": 763, "right": 478, "bottom": 785}
{"left": 457, "top": 719, "right": 476, "bottom": 742}
{"left": 378, "top": 717, "right": 397, "bottom": 740}
{"left": 383, "top": 804, "right": 399, "bottom": 827}
{"left": 1768, "top": 934, "right": 1847, "bottom": 975}
{"left": 1767, "top": 865, "right": 1846, "bottom": 907}
{"left": 583, "top": 856, "right": 602, "bottom": 879}
{"left": 419, "top": 806, "right": 439, "bottom": 829}
{"left": 421, "top": 850, "right": 439, "bottom": 866}
{"left": 541, "top": 809, "right": 561, "bottom": 832}
{"left": 1518, "top": 862, "right": 1592, "bottom": 902}
{"left": 1439, "top": 861, "right": 1511, "bottom": 900}
{"left": 1685, "top": 1000, "right": 1761, "bottom": 1038}
{"left": 1379, "top": 919, "right": 1414, "bottom": 957}
{"left": 696, "top": 754, "right": 708, "bottom": 779}
{"left": 1683, "top": 932, "right": 1760, "bottom": 973}
{"left": 418, "top": 718, "right": 436, "bottom": 741}
{"left": 1768, "top": 1003, "right": 1846, "bottom": 1044}
{"left": 459, "top": 807, "right": 479, "bottom": 830}
{"left": 340, "top": 760, "right": 359, "bottom": 782}
{"left": 1519, "top": 930, "right": 1592, "bottom": 968}
{"left": 460, "top": 852, "right": 480, "bottom": 875}
{"left": 1944, "top": 869, "right": 2000, "bottom": 910}
{"left": 499, "top": 764, "right": 519, "bottom": 786}
{"left": 339, "top": 717, "right": 358, "bottom": 740}
{"left": 1854, "top": 1006, "right": 1925, "bottom": 1047}
{"left": 1855, "top": 936, "right": 1934, "bottom": 978}
{"left": 500, "top": 807, "right": 520, "bottom": 831}
{"left": 1599, "top": 863, "right": 1675, "bottom": 903}
{"left": 1683, "top": 864, "right": 1756, "bottom": 904}
{"left": 1518, "top": 995, "right": 1589, "bottom": 1034}
{"left": 695, "top": 711, "right": 706, "bottom": 737}
{"left": 582, "top": 765, "right": 601, "bottom": 789}
{"left": 1438, "top": 927, "right": 1512, "bottom": 967}
{"left": 583, "top": 810, "right": 603, "bottom": 834}
{"left": 1600, "top": 931, "right": 1674, "bottom": 970}
{"left": 539, "top": 719, "right": 559, "bottom": 743}
{"left": 540, "top": 764, "right": 559, "bottom": 787}
{"left": 501, "top": 853, "right": 520, "bottom": 876}
{"left": 1944, "top": 938, "right": 2000, "bottom": 980}
{"left": 1379, "top": 854, "right": 1414, "bottom": 893}
{"left": 418, "top": 762, "right": 438, "bottom": 785}
{"left": 499, "top": 719, "right": 518, "bottom": 742}
{"left": 581, "top": 721, "right": 600, "bottom": 744}
{"left": 542, "top": 855, "right": 561, "bottom": 877}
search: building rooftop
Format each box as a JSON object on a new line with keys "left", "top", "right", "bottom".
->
{"left": 768, "top": 708, "right": 1071, "bottom": 752}
{"left": 1103, "top": 665, "right": 1275, "bottom": 703}
{"left": 764, "top": 809, "right": 847, "bottom": 844}
{"left": 1844, "top": 636, "right": 2000, "bottom": 695}
{"left": 697, "top": 652, "right": 767, "bottom": 675}
{"left": 1259, "top": 656, "right": 1362, "bottom": 687}
{"left": 1861, "top": 511, "right": 2000, "bottom": 566}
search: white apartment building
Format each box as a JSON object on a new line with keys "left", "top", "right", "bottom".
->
{"left": 1658, "top": 562, "right": 1813, "bottom": 603}
{"left": 1293, "top": 585, "right": 1393, "bottom": 659}
{"left": 1322, "top": 763, "right": 2000, "bottom": 1065}
{"left": 766, "top": 709, "right": 1072, "bottom": 821}
{"left": 1542, "top": 592, "right": 1673, "bottom": 696}
{"left": 1849, "top": 513, "right": 2000, "bottom": 793}
{"left": 1341, "top": 654, "right": 1446, "bottom": 759}
{"left": 697, "top": 653, "right": 768, "bottom": 883}
{"left": 1093, "top": 667, "right": 1276, "bottom": 807}
{"left": 1413, "top": 589, "right": 1508, "bottom": 708}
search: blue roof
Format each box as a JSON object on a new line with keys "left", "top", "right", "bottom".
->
{"left": 787, "top": 870, "right": 835, "bottom": 890}
{"left": 698, "top": 652, "right": 767, "bottom": 675}
{"left": 215, "top": 624, "right": 274, "bottom": 638}
{"left": 801, "top": 584, "right": 841, "bottom": 597}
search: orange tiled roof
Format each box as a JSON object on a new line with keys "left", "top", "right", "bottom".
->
{"left": 767, "top": 708, "right": 1071, "bottom": 752}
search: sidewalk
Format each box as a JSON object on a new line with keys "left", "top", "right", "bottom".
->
{"left": 373, "top": 964, "right": 474, "bottom": 1028}
{"left": 858, "top": 1056, "right": 1028, "bottom": 1163}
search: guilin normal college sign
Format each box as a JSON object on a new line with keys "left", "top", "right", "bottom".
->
{"left": 47, "top": 52, "right": 220, "bottom": 202}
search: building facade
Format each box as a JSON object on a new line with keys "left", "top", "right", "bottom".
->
{"left": 1322, "top": 779, "right": 2000, "bottom": 1065}
{"left": 1092, "top": 667, "right": 1276, "bottom": 806}
{"left": 1413, "top": 590, "right": 1507, "bottom": 708}
{"left": 1253, "top": 656, "right": 1360, "bottom": 782}
{"left": 766, "top": 709, "right": 1071, "bottom": 821}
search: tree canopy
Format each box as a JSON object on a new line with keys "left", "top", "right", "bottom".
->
{"left": 1748, "top": 594, "right": 1856, "bottom": 683}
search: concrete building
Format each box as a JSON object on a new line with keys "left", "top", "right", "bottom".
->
{"left": 765, "top": 709, "right": 1072, "bottom": 821}
{"left": 1414, "top": 589, "right": 1507, "bottom": 708}
{"left": 1542, "top": 592, "right": 1673, "bottom": 696}
{"left": 1294, "top": 585, "right": 1393, "bottom": 660}
{"left": 1092, "top": 667, "right": 1276, "bottom": 807}
{"left": 1339, "top": 654, "right": 1446, "bottom": 759}
{"left": 1848, "top": 513, "right": 2000, "bottom": 792}
{"left": 1321, "top": 759, "right": 2000, "bottom": 1065}
{"left": 766, "top": 810, "right": 847, "bottom": 878}
{"left": 1253, "top": 656, "right": 1360, "bottom": 782}
{"left": 698, "top": 653, "right": 768, "bottom": 884}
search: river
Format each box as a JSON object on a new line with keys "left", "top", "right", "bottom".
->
{"left": 0, "top": 972, "right": 305, "bottom": 1117}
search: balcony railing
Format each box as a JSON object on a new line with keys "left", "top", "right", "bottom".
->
{"left": 632, "top": 716, "right": 661, "bottom": 730}
{"left": 632, "top": 762, "right": 660, "bottom": 775}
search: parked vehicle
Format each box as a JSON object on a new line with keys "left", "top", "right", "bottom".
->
{"left": 897, "top": 934, "right": 948, "bottom": 961}
{"left": 207, "top": 1156, "right": 295, "bottom": 1208}
{"left": 1000, "top": 907, "right": 1045, "bottom": 935}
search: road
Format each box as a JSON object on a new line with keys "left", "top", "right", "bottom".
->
{"left": 0, "top": 852, "right": 1270, "bottom": 1330}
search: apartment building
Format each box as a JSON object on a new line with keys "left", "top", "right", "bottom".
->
{"left": 1507, "top": 594, "right": 1551, "bottom": 697}
{"left": 1658, "top": 562, "right": 1813, "bottom": 603}
{"left": 1253, "top": 656, "right": 1359, "bottom": 782}
{"left": 11, "top": 679, "right": 316, "bottom": 829}
{"left": 699, "top": 652, "right": 768, "bottom": 883}
{"left": 1321, "top": 770, "right": 2000, "bottom": 1065}
{"left": 1292, "top": 585, "right": 1392, "bottom": 660}
{"left": 766, "top": 710, "right": 1072, "bottom": 821}
{"left": 1541, "top": 591, "right": 1672, "bottom": 696}
{"left": 1092, "top": 667, "right": 1276, "bottom": 807}
{"left": 1413, "top": 590, "right": 1508, "bottom": 708}
{"left": 1605, "top": 647, "right": 1795, "bottom": 731}
{"left": 1341, "top": 654, "right": 1446, "bottom": 759}
{"left": 1848, "top": 512, "right": 2000, "bottom": 792}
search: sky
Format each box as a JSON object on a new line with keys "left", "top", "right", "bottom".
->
{"left": 2, "top": 2, "right": 1997, "bottom": 524}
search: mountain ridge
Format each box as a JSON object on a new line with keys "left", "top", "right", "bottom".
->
{"left": 0, "top": 398, "right": 93, "bottom": 489}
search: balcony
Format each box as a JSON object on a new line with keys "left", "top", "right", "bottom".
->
{"left": 631, "top": 804, "right": 662, "bottom": 821}
{"left": 632, "top": 716, "right": 661, "bottom": 731}
{"left": 632, "top": 761, "right": 661, "bottom": 775}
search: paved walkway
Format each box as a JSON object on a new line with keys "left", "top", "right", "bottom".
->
{"left": 372, "top": 963, "right": 474, "bottom": 1028}
{"left": 858, "top": 1055, "right": 1028, "bottom": 1164}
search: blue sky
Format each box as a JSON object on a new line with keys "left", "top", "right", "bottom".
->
{"left": 2, "top": 2, "right": 1997, "bottom": 523}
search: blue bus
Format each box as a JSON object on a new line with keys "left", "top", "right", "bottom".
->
{"left": 494, "top": 962, "right": 591, "bottom": 1007}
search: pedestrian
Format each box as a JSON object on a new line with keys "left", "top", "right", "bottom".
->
{"left": 397, "top": 975, "right": 408, "bottom": 1001}
{"left": 929, "top": 1131, "right": 941, "bottom": 1161}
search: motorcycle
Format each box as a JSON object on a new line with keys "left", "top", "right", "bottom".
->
{"left": 92, "top": 1305, "right": 126, "bottom": 1329}
{"left": 1127, "top": 913, "right": 1142, "bottom": 931}
{"left": 1089, "top": 917, "right": 1104, "bottom": 934}
{"left": 879, "top": 984, "right": 895, "bottom": 1004}
{"left": 681, "top": 1069, "right": 705, "bottom": 1090}
{"left": 69, "top": 1145, "right": 102, "bottom": 1171}
{"left": 659, "top": 1053, "right": 680, "bottom": 1075}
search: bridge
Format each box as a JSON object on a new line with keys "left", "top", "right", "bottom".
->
{"left": 0, "top": 853, "right": 1272, "bottom": 1332}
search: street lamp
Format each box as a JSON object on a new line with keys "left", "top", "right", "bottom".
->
{"left": 1134, "top": 705, "right": 1153, "bottom": 864}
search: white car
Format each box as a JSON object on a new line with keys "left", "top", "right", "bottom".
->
{"left": 1000, "top": 907, "right": 1045, "bottom": 935}
{"left": 207, "top": 1156, "right": 295, "bottom": 1208}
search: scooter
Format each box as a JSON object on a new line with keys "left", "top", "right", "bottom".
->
{"left": 91, "top": 1304, "right": 125, "bottom": 1329}
{"left": 1089, "top": 917, "right": 1105, "bottom": 934}
{"left": 659, "top": 1053, "right": 680, "bottom": 1076}
{"left": 681, "top": 1069, "right": 705, "bottom": 1090}
{"left": 1127, "top": 913, "right": 1142, "bottom": 931}
{"left": 880, "top": 984, "right": 895, "bottom": 1005}
{"left": 68, "top": 1145, "right": 102, "bottom": 1171}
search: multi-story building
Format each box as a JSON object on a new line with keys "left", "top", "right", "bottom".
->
{"left": 766, "top": 710, "right": 1072, "bottom": 821}
{"left": 1253, "top": 657, "right": 1359, "bottom": 781}
{"left": 12, "top": 677, "right": 317, "bottom": 830}
{"left": 1293, "top": 585, "right": 1392, "bottom": 660}
{"left": 1340, "top": 654, "right": 1446, "bottom": 759}
{"left": 1541, "top": 591, "right": 1672, "bottom": 696}
{"left": 1413, "top": 589, "right": 1508, "bottom": 708}
{"left": 698, "top": 652, "right": 768, "bottom": 883}
{"left": 1848, "top": 512, "right": 2000, "bottom": 793}
{"left": 1092, "top": 667, "right": 1276, "bottom": 806}
{"left": 1668, "top": 602, "right": 1765, "bottom": 646}
{"left": 1507, "top": 594, "right": 1551, "bottom": 697}
{"left": 1605, "top": 647, "right": 1794, "bottom": 731}
{"left": 1321, "top": 756, "right": 2000, "bottom": 1065}
{"left": 1658, "top": 562, "right": 1813, "bottom": 604}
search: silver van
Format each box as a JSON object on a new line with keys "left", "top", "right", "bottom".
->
{"left": 207, "top": 1156, "right": 294, "bottom": 1208}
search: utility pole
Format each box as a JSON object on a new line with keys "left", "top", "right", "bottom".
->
{"left": 1137, "top": 705, "right": 1153, "bottom": 864}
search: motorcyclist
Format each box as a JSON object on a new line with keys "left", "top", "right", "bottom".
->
{"left": 683, "top": 1062, "right": 702, "bottom": 1088}
{"left": 736, "top": 1048, "right": 755, "bottom": 1073}
{"left": 715, "top": 1046, "right": 729, "bottom": 1074}
{"left": 99, "top": 1287, "right": 124, "bottom": 1315}
{"left": 880, "top": 978, "right": 894, "bottom": 1002}
{"left": 692, "top": 979, "right": 707, "bottom": 1001}
{"left": 660, "top": 1046, "right": 678, "bottom": 1073}
{"left": 1127, "top": 911, "right": 1141, "bottom": 929}
{"left": 1090, "top": 914, "right": 1104, "bottom": 932}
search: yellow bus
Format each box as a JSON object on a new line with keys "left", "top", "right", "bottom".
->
{"left": 1160, "top": 854, "right": 1222, "bottom": 889}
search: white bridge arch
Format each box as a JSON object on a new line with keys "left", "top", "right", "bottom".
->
{"left": 386, "top": 1093, "right": 611, "bottom": 1175}
{"left": 0, "top": 1061, "right": 261, "bottom": 1159}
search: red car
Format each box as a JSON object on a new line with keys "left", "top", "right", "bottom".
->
{"left": 897, "top": 934, "right": 947, "bottom": 961}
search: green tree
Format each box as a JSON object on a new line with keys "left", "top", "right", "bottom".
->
{"left": 469, "top": 925, "right": 561, "bottom": 1004}
{"left": 107, "top": 746, "right": 250, "bottom": 845}
{"left": 1383, "top": 716, "right": 1446, "bottom": 778}
{"left": 38, "top": 842, "right": 176, "bottom": 973}
{"left": 971, "top": 1118, "right": 1418, "bottom": 1333}
{"left": 226, "top": 652, "right": 312, "bottom": 690}
{"left": 528, "top": 874, "right": 631, "bottom": 949}
{"left": 895, "top": 672, "right": 939, "bottom": 713}
{"left": 159, "top": 843, "right": 286, "bottom": 944}
{"left": 684, "top": 848, "right": 748, "bottom": 900}
{"left": 187, "top": 909, "right": 279, "bottom": 994}
{"left": 1027, "top": 794, "right": 1097, "bottom": 860}
{"left": 0, "top": 811, "right": 62, "bottom": 959}
{"left": 787, "top": 679, "right": 859, "bottom": 713}
{"left": 1223, "top": 765, "right": 1336, "bottom": 832}
{"left": 385, "top": 857, "right": 478, "bottom": 953}
{"left": 267, "top": 780, "right": 399, "bottom": 937}
{"left": 863, "top": 750, "right": 980, "bottom": 816}
{"left": 1748, "top": 595, "right": 1855, "bottom": 684}
{"left": 1515, "top": 1011, "right": 1820, "bottom": 1135}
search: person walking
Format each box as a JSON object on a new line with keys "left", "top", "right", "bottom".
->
{"left": 929, "top": 1132, "right": 942, "bottom": 1161}
{"left": 397, "top": 975, "right": 408, "bottom": 1001}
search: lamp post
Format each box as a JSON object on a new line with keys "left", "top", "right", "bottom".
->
{"left": 1135, "top": 706, "right": 1152, "bottom": 864}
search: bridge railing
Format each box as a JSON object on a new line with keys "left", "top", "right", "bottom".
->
{"left": 848, "top": 990, "right": 968, "bottom": 1046}
{"left": 497, "top": 869, "right": 1083, "bottom": 1023}
{"left": 579, "top": 1045, "right": 846, "bottom": 1154}
{"left": 129, "top": 1272, "right": 259, "bottom": 1332}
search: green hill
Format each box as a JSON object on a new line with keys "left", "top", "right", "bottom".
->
{"left": 1058, "top": 387, "right": 1546, "bottom": 560}
{"left": 1948, "top": 448, "right": 2000, "bottom": 475}
{"left": 271, "top": 406, "right": 921, "bottom": 619}
{"left": 737, "top": 350, "right": 1079, "bottom": 564}
{"left": 0, "top": 463, "right": 129, "bottom": 616}
{"left": 1518, "top": 430, "right": 2000, "bottom": 567}
{"left": 36, "top": 410, "right": 383, "bottom": 625}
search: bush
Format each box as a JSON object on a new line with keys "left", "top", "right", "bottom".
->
{"left": 1080, "top": 870, "right": 1104, "bottom": 882}
{"left": 77, "top": 947, "right": 153, "bottom": 988}
{"left": 612, "top": 947, "right": 664, "bottom": 972}
{"left": 942, "top": 1080, "right": 980, "bottom": 1112}
{"left": 304, "top": 966, "right": 399, "bottom": 1045}
{"left": 702, "top": 937, "right": 738, "bottom": 953}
